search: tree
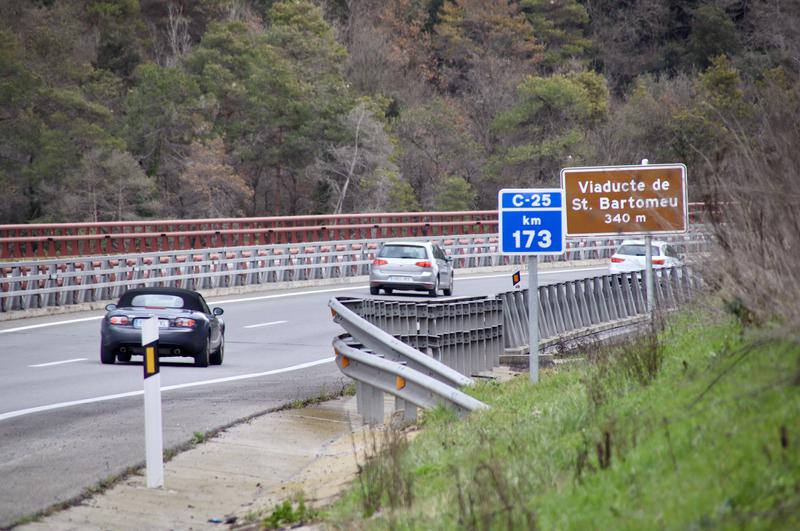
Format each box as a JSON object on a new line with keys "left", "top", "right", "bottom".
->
{"left": 0, "top": 29, "right": 41, "bottom": 222}
{"left": 519, "top": 0, "right": 592, "bottom": 72}
{"left": 262, "top": 0, "right": 353, "bottom": 214}
{"left": 433, "top": 0, "right": 541, "bottom": 95}
{"left": 313, "top": 100, "right": 397, "bottom": 214}
{"left": 87, "top": 0, "right": 146, "bottom": 79}
{"left": 123, "top": 62, "right": 204, "bottom": 215}
{"left": 393, "top": 97, "right": 483, "bottom": 210}
{"left": 686, "top": 5, "right": 739, "bottom": 69}
{"left": 491, "top": 71, "right": 609, "bottom": 186}
{"left": 51, "top": 148, "right": 156, "bottom": 221}
{"left": 187, "top": 2, "right": 353, "bottom": 216}
{"left": 433, "top": 175, "right": 476, "bottom": 210}
{"left": 384, "top": 172, "right": 421, "bottom": 212}
{"left": 175, "top": 137, "right": 251, "bottom": 218}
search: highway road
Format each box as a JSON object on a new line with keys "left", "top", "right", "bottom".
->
{"left": 0, "top": 265, "right": 606, "bottom": 527}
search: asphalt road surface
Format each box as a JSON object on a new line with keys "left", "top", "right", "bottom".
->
{"left": 0, "top": 265, "right": 606, "bottom": 527}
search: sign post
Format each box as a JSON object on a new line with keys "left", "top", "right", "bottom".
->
{"left": 641, "top": 159, "right": 654, "bottom": 314}
{"left": 561, "top": 163, "right": 688, "bottom": 314}
{"left": 141, "top": 316, "right": 164, "bottom": 489}
{"left": 498, "top": 189, "right": 566, "bottom": 383}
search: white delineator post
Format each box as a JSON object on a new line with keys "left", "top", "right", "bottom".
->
{"left": 528, "top": 257, "right": 539, "bottom": 384}
{"left": 141, "top": 316, "right": 164, "bottom": 489}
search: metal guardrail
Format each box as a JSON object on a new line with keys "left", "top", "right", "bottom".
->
{"left": 330, "top": 265, "right": 701, "bottom": 424}
{"left": 0, "top": 232, "right": 711, "bottom": 314}
{"left": 500, "top": 266, "right": 698, "bottom": 349}
{"left": 329, "top": 297, "right": 488, "bottom": 424}
{"left": 333, "top": 337, "right": 488, "bottom": 425}
{"left": 338, "top": 296, "right": 504, "bottom": 378}
{"left": 329, "top": 297, "right": 473, "bottom": 388}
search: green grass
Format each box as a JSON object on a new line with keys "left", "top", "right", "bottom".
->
{"left": 322, "top": 307, "right": 800, "bottom": 530}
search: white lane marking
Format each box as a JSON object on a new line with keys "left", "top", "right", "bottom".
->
{"left": 30, "top": 358, "right": 87, "bottom": 368}
{"left": 0, "top": 316, "right": 103, "bottom": 335}
{"left": 216, "top": 285, "right": 368, "bottom": 304}
{"left": 244, "top": 320, "right": 288, "bottom": 329}
{"left": 0, "top": 357, "right": 336, "bottom": 423}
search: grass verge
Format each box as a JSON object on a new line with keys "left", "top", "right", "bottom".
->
{"left": 322, "top": 306, "right": 800, "bottom": 529}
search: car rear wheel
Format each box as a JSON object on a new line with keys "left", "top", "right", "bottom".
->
{"left": 443, "top": 275, "right": 453, "bottom": 296}
{"left": 369, "top": 286, "right": 379, "bottom": 295}
{"left": 117, "top": 353, "right": 132, "bottom": 363}
{"left": 100, "top": 346, "right": 115, "bottom": 365}
{"left": 210, "top": 335, "right": 224, "bottom": 366}
{"left": 428, "top": 277, "right": 439, "bottom": 298}
{"left": 194, "top": 338, "right": 210, "bottom": 367}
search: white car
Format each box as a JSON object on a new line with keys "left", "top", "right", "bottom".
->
{"left": 608, "top": 239, "right": 683, "bottom": 274}
{"left": 369, "top": 241, "right": 454, "bottom": 297}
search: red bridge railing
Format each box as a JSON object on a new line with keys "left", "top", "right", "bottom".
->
{"left": 0, "top": 205, "right": 708, "bottom": 259}
{"left": 0, "top": 211, "right": 498, "bottom": 259}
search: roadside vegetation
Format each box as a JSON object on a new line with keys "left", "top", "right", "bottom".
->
{"left": 321, "top": 307, "right": 800, "bottom": 529}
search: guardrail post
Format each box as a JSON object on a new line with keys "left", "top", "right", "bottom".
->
{"left": 563, "top": 282, "right": 579, "bottom": 330}
{"left": 663, "top": 267, "right": 678, "bottom": 308}
{"left": 547, "top": 284, "right": 563, "bottom": 334}
{"left": 574, "top": 280, "right": 592, "bottom": 329}
{"left": 594, "top": 276, "right": 611, "bottom": 323}
{"left": 618, "top": 273, "right": 633, "bottom": 317}
{"left": 365, "top": 384, "right": 384, "bottom": 425}
{"left": 653, "top": 270, "right": 665, "bottom": 308}
{"left": 626, "top": 272, "right": 644, "bottom": 314}
{"left": 582, "top": 277, "right": 599, "bottom": 325}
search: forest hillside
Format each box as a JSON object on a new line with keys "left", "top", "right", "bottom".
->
{"left": 1, "top": 0, "right": 797, "bottom": 223}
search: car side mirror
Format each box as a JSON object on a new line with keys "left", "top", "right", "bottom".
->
{"left": 446, "top": 256, "right": 453, "bottom": 262}
{"left": 213, "top": 307, "right": 224, "bottom": 316}
{"left": 105, "top": 303, "right": 117, "bottom": 312}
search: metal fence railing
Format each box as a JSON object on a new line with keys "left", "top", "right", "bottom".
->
{"left": 0, "top": 205, "right": 710, "bottom": 259}
{"left": 500, "top": 266, "right": 699, "bottom": 350}
{"left": 0, "top": 232, "right": 710, "bottom": 314}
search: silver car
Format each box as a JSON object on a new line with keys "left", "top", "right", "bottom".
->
{"left": 369, "top": 241, "right": 454, "bottom": 297}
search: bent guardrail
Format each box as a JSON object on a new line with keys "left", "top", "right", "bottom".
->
{"left": 329, "top": 297, "right": 473, "bottom": 388}
{"left": 333, "top": 336, "right": 488, "bottom": 425}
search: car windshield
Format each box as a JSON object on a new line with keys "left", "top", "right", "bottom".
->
{"left": 378, "top": 245, "right": 427, "bottom": 259}
{"left": 616, "top": 244, "right": 647, "bottom": 256}
{"left": 130, "top": 294, "right": 185, "bottom": 308}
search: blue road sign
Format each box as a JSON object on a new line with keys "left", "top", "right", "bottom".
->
{"left": 498, "top": 189, "right": 566, "bottom": 255}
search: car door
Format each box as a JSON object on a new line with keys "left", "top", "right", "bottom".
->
{"left": 199, "top": 296, "right": 221, "bottom": 346}
{"left": 433, "top": 244, "right": 452, "bottom": 285}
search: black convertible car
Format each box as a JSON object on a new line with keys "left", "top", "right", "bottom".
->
{"left": 100, "top": 287, "right": 225, "bottom": 367}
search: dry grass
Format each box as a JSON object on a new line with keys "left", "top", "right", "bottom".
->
{"left": 701, "top": 80, "right": 800, "bottom": 330}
